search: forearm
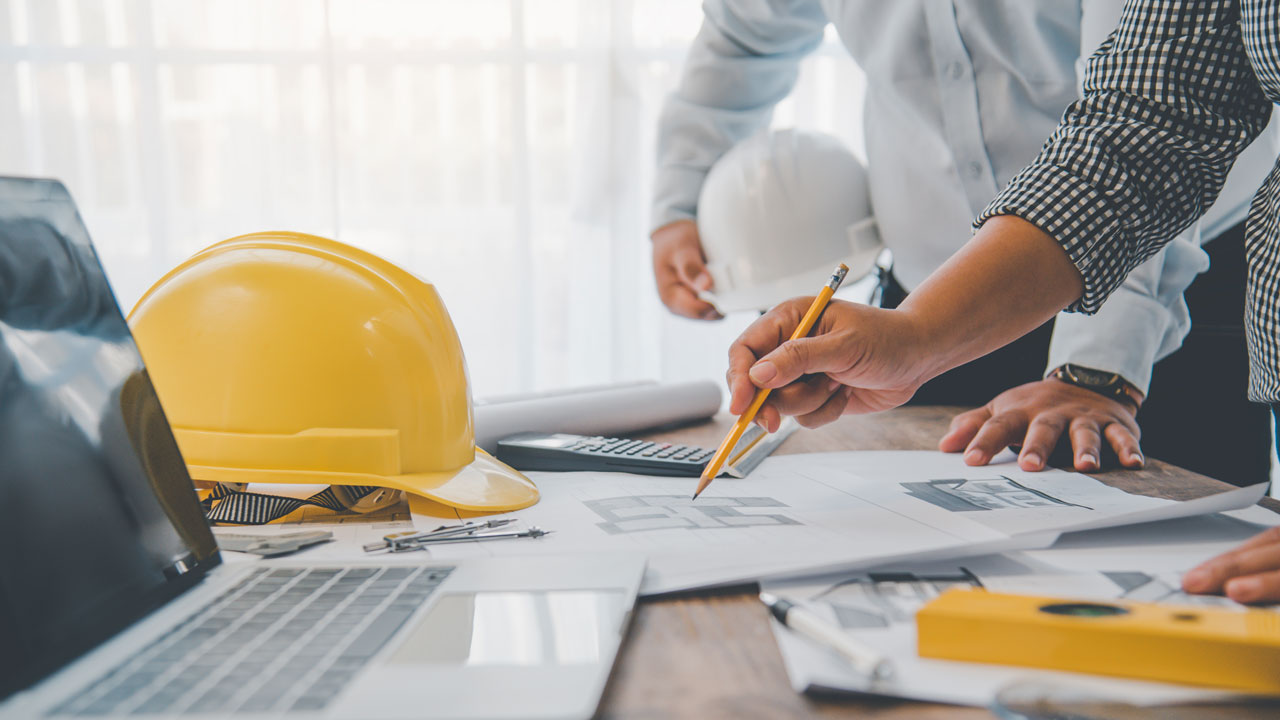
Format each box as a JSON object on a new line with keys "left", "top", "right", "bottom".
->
{"left": 898, "top": 216, "right": 1084, "bottom": 383}
{"left": 651, "top": 1, "right": 825, "bottom": 232}
{"left": 976, "top": 1, "right": 1269, "bottom": 318}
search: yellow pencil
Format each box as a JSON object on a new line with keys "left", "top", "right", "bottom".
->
{"left": 694, "top": 262, "right": 850, "bottom": 499}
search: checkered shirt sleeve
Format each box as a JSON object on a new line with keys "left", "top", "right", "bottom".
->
{"left": 975, "top": 0, "right": 1272, "bottom": 316}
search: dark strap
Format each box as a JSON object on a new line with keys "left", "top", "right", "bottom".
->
{"left": 874, "top": 265, "right": 907, "bottom": 309}
{"left": 202, "top": 483, "right": 380, "bottom": 525}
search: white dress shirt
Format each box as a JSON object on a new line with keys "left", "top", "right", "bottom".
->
{"left": 652, "top": 0, "right": 1278, "bottom": 395}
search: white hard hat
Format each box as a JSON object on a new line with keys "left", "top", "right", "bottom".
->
{"left": 696, "top": 129, "right": 882, "bottom": 314}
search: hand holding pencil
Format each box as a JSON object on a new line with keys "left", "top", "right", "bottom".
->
{"left": 697, "top": 264, "right": 849, "bottom": 498}
{"left": 701, "top": 265, "right": 937, "bottom": 497}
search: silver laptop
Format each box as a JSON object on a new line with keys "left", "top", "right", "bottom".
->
{"left": 0, "top": 178, "right": 644, "bottom": 720}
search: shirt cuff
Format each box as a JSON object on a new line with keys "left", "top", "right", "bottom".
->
{"left": 1044, "top": 285, "right": 1173, "bottom": 396}
{"left": 650, "top": 165, "right": 710, "bottom": 236}
{"left": 976, "top": 163, "right": 1126, "bottom": 314}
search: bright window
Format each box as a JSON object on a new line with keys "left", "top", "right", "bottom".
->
{"left": 0, "top": 0, "right": 864, "bottom": 397}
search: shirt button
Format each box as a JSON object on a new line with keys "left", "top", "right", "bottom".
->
{"left": 946, "top": 62, "right": 964, "bottom": 79}
{"left": 966, "top": 161, "right": 984, "bottom": 179}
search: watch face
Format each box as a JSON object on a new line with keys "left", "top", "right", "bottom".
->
{"left": 1067, "top": 365, "right": 1121, "bottom": 388}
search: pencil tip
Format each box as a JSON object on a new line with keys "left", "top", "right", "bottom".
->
{"left": 691, "top": 491, "right": 700, "bottom": 501}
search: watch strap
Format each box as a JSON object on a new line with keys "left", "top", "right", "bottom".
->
{"left": 1050, "top": 364, "right": 1143, "bottom": 410}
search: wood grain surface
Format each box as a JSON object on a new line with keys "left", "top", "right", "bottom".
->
{"left": 595, "top": 406, "right": 1277, "bottom": 719}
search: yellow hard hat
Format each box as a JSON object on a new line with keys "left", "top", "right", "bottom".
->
{"left": 128, "top": 231, "right": 538, "bottom": 515}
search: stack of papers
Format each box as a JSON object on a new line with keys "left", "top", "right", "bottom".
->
{"left": 411, "top": 451, "right": 1266, "bottom": 595}
{"left": 225, "top": 447, "right": 1276, "bottom": 706}
{"left": 763, "top": 504, "right": 1280, "bottom": 706}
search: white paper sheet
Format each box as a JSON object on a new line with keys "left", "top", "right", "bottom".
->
{"left": 1025, "top": 501, "right": 1280, "bottom": 575}
{"left": 764, "top": 506, "right": 1280, "bottom": 707}
{"left": 789, "top": 451, "right": 1268, "bottom": 536}
{"left": 410, "top": 451, "right": 1260, "bottom": 595}
{"left": 473, "top": 380, "right": 722, "bottom": 452}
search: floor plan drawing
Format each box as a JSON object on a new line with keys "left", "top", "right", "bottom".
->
{"left": 813, "top": 570, "right": 982, "bottom": 629}
{"left": 901, "top": 477, "right": 1092, "bottom": 512}
{"left": 1102, "top": 570, "right": 1240, "bottom": 607}
{"left": 409, "top": 450, "right": 1252, "bottom": 595}
{"left": 582, "top": 495, "right": 801, "bottom": 535}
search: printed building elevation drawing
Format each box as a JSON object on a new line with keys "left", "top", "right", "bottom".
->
{"left": 901, "top": 477, "right": 1092, "bottom": 512}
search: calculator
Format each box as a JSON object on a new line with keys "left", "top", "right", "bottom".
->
{"left": 495, "top": 432, "right": 715, "bottom": 476}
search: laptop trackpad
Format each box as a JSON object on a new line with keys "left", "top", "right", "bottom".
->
{"left": 337, "top": 590, "right": 630, "bottom": 719}
{"left": 390, "top": 590, "right": 628, "bottom": 665}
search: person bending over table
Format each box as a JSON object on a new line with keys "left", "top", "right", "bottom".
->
{"left": 724, "top": 0, "right": 1280, "bottom": 604}
{"left": 651, "top": 0, "right": 1278, "bottom": 485}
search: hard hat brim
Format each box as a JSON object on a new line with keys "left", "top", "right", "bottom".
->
{"left": 186, "top": 448, "right": 539, "bottom": 513}
{"left": 407, "top": 449, "right": 540, "bottom": 512}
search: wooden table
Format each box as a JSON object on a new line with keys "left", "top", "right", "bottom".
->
{"left": 596, "top": 406, "right": 1276, "bottom": 719}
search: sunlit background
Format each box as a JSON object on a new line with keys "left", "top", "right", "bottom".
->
{"left": 0, "top": 0, "right": 867, "bottom": 398}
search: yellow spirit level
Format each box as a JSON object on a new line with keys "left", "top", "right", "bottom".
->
{"left": 916, "top": 588, "right": 1280, "bottom": 692}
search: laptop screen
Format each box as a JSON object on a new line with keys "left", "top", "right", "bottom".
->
{"left": 0, "top": 179, "right": 219, "bottom": 700}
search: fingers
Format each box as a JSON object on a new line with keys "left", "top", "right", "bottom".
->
{"left": 1183, "top": 527, "right": 1280, "bottom": 603}
{"left": 1185, "top": 527, "right": 1280, "bottom": 592}
{"left": 796, "top": 385, "right": 853, "bottom": 429}
{"left": 726, "top": 299, "right": 811, "bottom": 414}
{"left": 959, "top": 411, "right": 1029, "bottom": 466}
{"left": 1103, "top": 422, "right": 1144, "bottom": 468}
{"left": 672, "top": 245, "right": 714, "bottom": 294}
{"left": 842, "top": 385, "right": 915, "bottom": 415}
{"left": 944, "top": 408, "right": 1126, "bottom": 473}
{"left": 1224, "top": 525, "right": 1280, "bottom": 555}
{"left": 724, "top": 298, "right": 918, "bottom": 424}
{"left": 651, "top": 221, "right": 720, "bottom": 320}
{"left": 1224, "top": 570, "right": 1280, "bottom": 604}
{"left": 654, "top": 262, "right": 720, "bottom": 319}
{"left": 755, "top": 403, "right": 782, "bottom": 433}
{"left": 747, "top": 376, "right": 842, "bottom": 432}
{"left": 939, "top": 408, "right": 991, "bottom": 453}
{"left": 751, "top": 333, "right": 853, "bottom": 389}
{"left": 936, "top": 380, "right": 1145, "bottom": 473}
{"left": 767, "top": 375, "right": 840, "bottom": 417}
{"left": 1068, "top": 416, "right": 1102, "bottom": 472}
{"left": 1017, "top": 413, "right": 1069, "bottom": 471}
{"left": 726, "top": 341, "right": 763, "bottom": 415}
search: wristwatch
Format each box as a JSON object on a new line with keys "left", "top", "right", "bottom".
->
{"left": 1049, "top": 364, "right": 1144, "bottom": 410}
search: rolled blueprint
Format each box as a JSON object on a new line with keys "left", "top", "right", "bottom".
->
{"left": 473, "top": 380, "right": 723, "bottom": 452}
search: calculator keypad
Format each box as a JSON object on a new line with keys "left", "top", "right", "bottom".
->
{"left": 496, "top": 432, "right": 716, "bottom": 476}
{"left": 566, "top": 436, "right": 712, "bottom": 462}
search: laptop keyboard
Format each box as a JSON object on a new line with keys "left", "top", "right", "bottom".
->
{"left": 51, "top": 564, "right": 454, "bottom": 716}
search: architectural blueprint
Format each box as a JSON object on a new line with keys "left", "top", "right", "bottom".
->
{"left": 901, "top": 477, "right": 1090, "bottom": 512}
{"left": 409, "top": 450, "right": 1265, "bottom": 595}
{"left": 815, "top": 569, "right": 982, "bottom": 629}
{"left": 583, "top": 495, "right": 800, "bottom": 534}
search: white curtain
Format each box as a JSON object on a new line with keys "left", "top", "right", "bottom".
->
{"left": 0, "top": 0, "right": 865, "bottom": 398}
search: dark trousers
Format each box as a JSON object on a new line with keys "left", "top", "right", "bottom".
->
{"left": 879, "top": 222, "right": 1271, "bottom": 487}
